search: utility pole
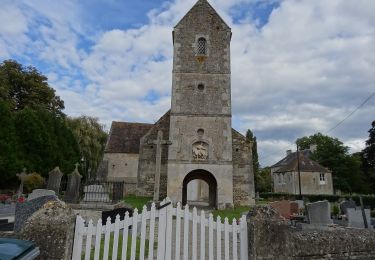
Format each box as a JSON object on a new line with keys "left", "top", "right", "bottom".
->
{"left": 297, "top": 143, "right": 302, "bottom": 199}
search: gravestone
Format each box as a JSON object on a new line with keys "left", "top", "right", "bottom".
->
{"left": 96, "top": 160, "right": 109, "bottom": 181}
{"left": 64, "top": 164, "right": 82, "bottom": 203}
{"left": 101, "top": 207, "right": 134, "bottom": 225}
{"left": 347, "top": 208, "right": 372, "bottom": 228}
{"left": 14, "top": 195, "right": 58, "bottom": 232}
{"left": 340, "top": 199, "right": 356, "bottom": 215}
{"left": 27, "top": 189, "right": 56, "bottom": 201}
{"left": 82, "top": 185, "right": 110, "bottom": 203}
{"left": 306, "top": 200, "right": 333, "bottom": 226}
{"left": 270, "top": 200, "right": 299, "bottom": 219}
{"left": 0, "top": 203, "right": 15, "bottom": 216}
{"left": 47, "top": 167, "right": 63, "bottom": 194}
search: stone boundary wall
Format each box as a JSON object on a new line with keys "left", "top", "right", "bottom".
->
{"left": 248, "top": 206, "right": 375, "bottom": 259}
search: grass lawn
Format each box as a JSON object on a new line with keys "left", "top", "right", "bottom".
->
{"left": 84, "top": 234, "right": 149, "bottom": 260}
{"left": 212, "top": 206, "right": 250, "bottom": 220}
{"left": 123, "top": 195, "right": 152, "bottom": 211}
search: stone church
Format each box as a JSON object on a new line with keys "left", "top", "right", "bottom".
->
{"left": 99, "top": 0, "right": 255, "bottom": 209}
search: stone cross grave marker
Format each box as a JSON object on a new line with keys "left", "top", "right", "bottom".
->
{"left": 148, "top": 130, "right": 172, "bottom": 202}
{"left": 47, "top": 167, "right": 63, "bottom": 194}
{"left": 16, "top": 168, "right": 27, "bottom": 197}
{"left": 64, "top": 163, "right": 82, "bottom": 203}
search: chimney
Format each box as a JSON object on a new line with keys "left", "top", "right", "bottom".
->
{"left": 286, "top": 150, "right": 292, "bottom": 156}
{"left": 309, "top": 144, "right": 317, "bottom": 153}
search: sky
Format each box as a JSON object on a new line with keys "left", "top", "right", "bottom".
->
{"left": 1, "top": 0, "right": 374, "bottom": 166}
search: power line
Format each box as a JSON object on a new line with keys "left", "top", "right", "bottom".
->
{"left": 260, "top": 91, "right": 375, "bottom": 163}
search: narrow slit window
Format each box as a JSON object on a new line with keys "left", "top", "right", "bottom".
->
{"left": 197, "top": 37, "right": 207, "bottom": 55}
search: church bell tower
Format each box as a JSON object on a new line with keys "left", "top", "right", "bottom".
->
{"left": 167, "top": 0, "right": 234, "bottom": 209}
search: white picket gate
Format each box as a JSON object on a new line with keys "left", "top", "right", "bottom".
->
{"left": 72, "top": 199, "right": 248, "bottom": 260}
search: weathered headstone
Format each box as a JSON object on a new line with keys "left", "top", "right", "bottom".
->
{"left": 96, "top": 160, "right": 109, "bottom": 181}
{"left": 270, "top": 200, "right": 299, "bottom": 219}
{"left": 340, "top": 199, "right": 356, "bottom": 215}
{"left": 64, "top": 164, "right": 82, "bottom": 203}
{"left": 306, "top": 200, "right": 333, "bottom": 226}
{"left": 47, "top": 167, "right": 64, "bottom": 194}
{"left": 27, "top": 189, "right": 56, "bottom": 201}
{"left": 82, "top": 185, "right": 110, "bottom": 203}
{"left": 347, "top": 208, "right": 372, "bottom": 229}
{"left": 14, "top": 195, "right": 58, "bottom": 232}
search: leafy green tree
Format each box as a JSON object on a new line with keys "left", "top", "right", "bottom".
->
{"left": 297, "top": 133, "right": 368, "bottom": 193}
{"left": 0, "top": 60, "right": 64, "bottom": 116}
{"left": 256, "top": 167, "right": 272, "bottom": 192}
{"left": 246, "top": 129, "right": 265, "bottom": 191}
{"left": 0, "top": 101, "right": 21, "bottom": 188}
{"left": 66, "top": 116, "right": 108, "bottom": 178}
{"left": 362, "top": 121, "right": 375, "bottom": 193}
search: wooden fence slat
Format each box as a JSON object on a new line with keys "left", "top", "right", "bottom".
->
{"left": 157, "top": 199, "right": 167, "bottom": 260}
{"left": 240, "top": 215, "right": 248, "bottom": 260}
{"left": 121, "top": 212, "right": 130, "bottom": 260}
{"left": 224, "top": 218, "right": 230, "bottom": 260}
{"left": 183, "top": 204, "right": 189, "bottom": 260}
{"left": 84, "top": 219, "right": 94, "bottom": 260}
{"left": 200, "top": 210, "right": 205, "bottom": 260}
{"left": 175, "top": 203, "right": 182, "bottom": 260}
{"left": 112, "top": 215, "right": 121, "bottom": 260}
{"left": 148, "top": 203, "right": 156, "bottom": 260}
{"left": 232, "top": 218, "right": 238, "bottom": 260}
{"left": 103, "top": 217, "right": 112, "bottom": 260}
{"left": 130, "top": 208, "right": 139, "bottom": 260}
{"left": 192, "top": 207, "right": 197, "bottom": 260}
{"left": 165, "top": 200, "right": 173, "bottom": 260}
{"left": 208, "top": 214, "right": 214, "bottom": 260}
{"left": 94, "top": 219, "right": 102, "bottom": 260}
{"left": 139, "top": 205, "right": 148, "bottom": 260}
{"left": 216, "top": 216, "right": 222, "bottom": 260}
{"left": 72, "top": 216, "right": 84, "bottom": 260}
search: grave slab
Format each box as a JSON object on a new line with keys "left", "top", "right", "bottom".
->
{"left": 306, "top": 200, "right": 333, "bottom": 226}
{"left": 347, "top": 208, "right": 372, "bottom": 229}
{"left": 27, "top": 189, "right": 56, "bottom": 201}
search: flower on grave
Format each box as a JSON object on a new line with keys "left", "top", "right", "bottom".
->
{"left": 0, "top": 195, "right": 10, "bottom": 204}
{"left": 18, "top": 196, "right": 25, "bottom": 203}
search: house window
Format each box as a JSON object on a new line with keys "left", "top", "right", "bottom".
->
{"left": 197, "top": 37, "right": 207, "bottom": 55}
{"left": 319, "top": 173, "right": 326, "bottom": 184}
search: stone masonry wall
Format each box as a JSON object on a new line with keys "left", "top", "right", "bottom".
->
{"left": 137, "top": 111, "right": 170, "bottom": 199}
{"left": 232, "top": 129, "right": 255, "bottom": 206}
{"left": 248, "top": 205, "right": 375, "bottom": 259}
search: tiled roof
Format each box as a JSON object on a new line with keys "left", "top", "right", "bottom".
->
{"left": 274, "top": 152, "right": 330, "bottom": 173}
{"left": 271, "top": 150, "right": 312, "bottom": 168}
{"left": 105, "top": 122, "right": 153, "bottom": 154}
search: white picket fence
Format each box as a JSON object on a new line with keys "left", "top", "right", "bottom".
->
{"left": 72, "top": 199, "right": 248, "bottom": 260}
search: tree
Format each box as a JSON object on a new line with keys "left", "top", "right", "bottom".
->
{"left": 0, "top": 60, "right": 64, "bottom": 117}
{"left": 297, "top": 133, "right": 368, "bottom": 193}
{"left": 66, "top": 116, "right": 108, "bottom": 179}
{"left": 0, "top": 101, "right": 21, "bottom": 188}
{"left": 246, "top": 129, "right": 264, "bottom": 191}
{"left": 256, "top": 167, "right": 272, "bottom": 192}
{"left": 362, "top": 121, "right": 375, "bottom": 192}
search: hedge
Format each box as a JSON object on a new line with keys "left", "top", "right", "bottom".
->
{"left": 259, "top": 192, "right": 375, "bottom": 209}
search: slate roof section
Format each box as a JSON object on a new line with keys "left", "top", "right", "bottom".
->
{"left": 274, "top": 152, "right": 330, "bottom": 173}
{"left": 105, "top": 122, "right": 153, "bottom": 154}
{"left": 271, "top": 150, "right": 312, "bottom": 168}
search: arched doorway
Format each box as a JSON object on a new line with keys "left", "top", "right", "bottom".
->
{"left": 182, "top": 169, "right": 217, "bottom": 209}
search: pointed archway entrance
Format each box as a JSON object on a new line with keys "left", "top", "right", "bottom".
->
{"left": 182, "top": 169, "right": 217, "bottom": 209}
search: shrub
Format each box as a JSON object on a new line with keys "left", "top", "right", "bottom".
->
{"left": 24, "top": 173, "right": 45, "bottom": 193}
{"left": 332, "top": 203, "right": 340, "bottom": 216}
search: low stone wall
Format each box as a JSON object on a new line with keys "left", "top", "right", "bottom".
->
{"left": 248, "top": 206, "right": 375, "bottom": 259}
{"left": 19, "top": 200, "right": 75, "bottom": 260}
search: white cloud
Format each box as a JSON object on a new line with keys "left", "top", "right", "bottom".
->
{"left": 1, "top": 0, "right": 374, "bottom": 166}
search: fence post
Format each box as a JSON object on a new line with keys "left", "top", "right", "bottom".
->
{"left": 240, "top": 215, "right": 248, "bottom": 260}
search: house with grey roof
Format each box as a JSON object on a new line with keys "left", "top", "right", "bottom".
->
{"left": 271, "top": 146, "right": 334, "bottom": 195}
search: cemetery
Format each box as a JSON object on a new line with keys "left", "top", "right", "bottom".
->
{"left": 1, "top": 0, "right": 375, "bottom": 259}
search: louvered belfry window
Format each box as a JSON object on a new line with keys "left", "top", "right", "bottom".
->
{"left": 197, "top": 37, "right": 207, "bottom": 55}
